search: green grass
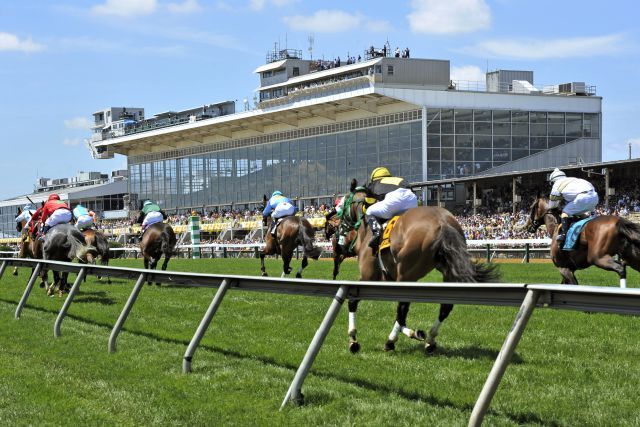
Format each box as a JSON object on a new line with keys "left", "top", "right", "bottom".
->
{"left": 1, "top": 258, "right": 640, "bottom": 426}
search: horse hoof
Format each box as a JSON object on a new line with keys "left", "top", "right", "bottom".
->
{"left": 384, "top": 341, "right": 396, "bottom": 352}
{"left": 349, "top": 341, "right": 361, "bottom": 354}
{"left": 295, "top": 273, "right": 302, "bottom": 279}
{"left": 413, "top": 330, "right": 426, "bottom": 341}
{"left": 39, "top": 282, "right": 45, "bottom": 289}
{"left": 261, "top": 272, "right": 268, "bottom": 277}
{"left": 12, "top": 270, "right": 17, "bottom": 276}
{"left": 425, "top": 343, "right": 437, "bottom": 355}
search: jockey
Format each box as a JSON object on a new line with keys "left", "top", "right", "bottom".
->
{"left": 136, "top": 200, "right": 168, "bottom": 233}
{"left": 262, "top": 191, "right": 296, "bottom": 236}
{"left": 73, "top": 204, "right": 94, "bottom": 231}
{"left": 364, "top": 167, "right": 418, "bottom": 251}
{"left": 548, "top": 168, "right": 599, "bottom": 243}
{"left": 30, "top": 194, "right": 73, "bottom": 240}
{"left": 15, "top": 204, "right": 36, "bottom": 232}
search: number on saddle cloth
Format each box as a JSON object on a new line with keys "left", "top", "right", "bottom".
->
{"left": 378, "top": 215, "right": 401, "bottom": 252}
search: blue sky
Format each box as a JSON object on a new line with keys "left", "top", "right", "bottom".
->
{"left": 0, "top": 0, "right": 638, "bottom": 200}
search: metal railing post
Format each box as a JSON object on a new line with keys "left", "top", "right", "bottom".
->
{"left": 486, "top": 244, "right": 491, "bottom": 263}
{"left": 281, "top": 285, "right": 348, "bottom": 409}
{"left": 469, "top": 289, "right": 540, "bottom": 427}
{"left": 54, "top": 267, "right": 87, "bottom": 337}
{"left": 183, "top": 279, "right": 231, "bottom": 373}
{"left": 525, "top": 243, "right": 530, "bottom": 263}
{"left": 0, "top": 260, "right": 8, "bottom": 280}
{"left": 15, "top": 262, "right": 42, "bottom": 319}
{"left": 108, "top": 273, "right": 147, "bottom": 353}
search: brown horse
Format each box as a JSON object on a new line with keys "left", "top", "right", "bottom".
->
{"left": 82, "top": 228, "right": 111, "bottom": 283}
{"left": 260, "top": 206, "right": 322, "bottom": 277}
{"left": 324, "top": 185, "right": 362, "bottom": 280}
{"left": 140, "top": 222, "right": 177, "bottom": 286}
{"left": 526, "top": 197, "right": 640, "bottom": 286}
{"left": 13, "top": 208, "right": 47, "bottom": 288}
{"left": 342, "top": 182, "right": 498, "bottom": 354}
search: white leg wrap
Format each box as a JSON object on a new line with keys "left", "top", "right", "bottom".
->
{"left": 620, "top": 278, "right": 627, "bottom": 288}
{"left": 428, "top": 319, "right": 442, "bottom": 344}
{"left": 281, "top": 271, "right": 287, "bottom": 278}
{"left": 388, "top": 321, "right": 401, "bottom": 342}
{"left": 348, "top": 312, "right": 356, "bottom": 333}
{"left": 297, "top": 266, "right": 303, "bottom": 275}
{"left": 401, "top": 326, "right": 414, "bottom": 338}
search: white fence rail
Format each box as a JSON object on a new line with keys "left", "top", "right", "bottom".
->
{"left": 1, "top": 257, "right": 639, "bottom": 426}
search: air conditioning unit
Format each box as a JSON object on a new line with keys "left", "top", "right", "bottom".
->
{"left": 558, "top": 82, "right": 586, "bottom": 95}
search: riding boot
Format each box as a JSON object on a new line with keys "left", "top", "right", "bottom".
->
{"left": 39, "top": 225, "right": 51, "bottom": 241}
{"left": 556, "top": 217, "right": 570, "bottom": 243}
{"left": 366, "top": 215, "right": 382, "bottom": 252}
{"left": 270, "top": 219, "right": 278, "bottom": 236}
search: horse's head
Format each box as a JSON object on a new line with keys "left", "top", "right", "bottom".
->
{"left": 526, "top": 196, "right": 549, "bottom": 233}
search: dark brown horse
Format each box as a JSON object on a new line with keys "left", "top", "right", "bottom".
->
{"left": 341, "top": 182, "right": 498, "bottom": 354}
{"left": 324, "top": 184, "right": 362, "bottom": 280}
{"left": 526, "top": 197, "right": 640, "bottom": 286}
{"left": 13, "top": 208, "right": 47, "bottom": 288}
{"left": 140, "top": 222, "right": 177, "bottom": 286}
{"left": 260, "top": 200, "right": 322, "bottom": 278}
{"left": 82, "top": 228, "right": 111, "bottom": 283}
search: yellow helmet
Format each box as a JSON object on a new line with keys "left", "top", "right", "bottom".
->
{"left": 370, "top": 167, "right": 391, "bottom": 181}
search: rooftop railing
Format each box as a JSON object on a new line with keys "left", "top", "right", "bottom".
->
{"left": 451, "top": 80, "right": 597, "bottom": 96}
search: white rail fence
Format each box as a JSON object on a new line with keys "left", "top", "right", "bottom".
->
{"left": 1, "top": 257, "right": 639, "bottom": 427}
{"left": 3, "top": 239, "right": 554, "bottom": 262}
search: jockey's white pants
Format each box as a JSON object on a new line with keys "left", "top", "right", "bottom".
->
{"left": 45, "top": 209, "right": 72, "bottom": 227}
{"left": 366, "top": 188, "right": 418, "bottom": 220}
{"left": 76, "top": 215, "right": 94, "bottom": 230}
{"left": 142, "top": 211, "right": 164, "bottom": 229}
{"left": 563, "top": 190, "right": 599, "bottom": 216}
{"left": 272, "top": 202, "right": 295, "bottom": 219}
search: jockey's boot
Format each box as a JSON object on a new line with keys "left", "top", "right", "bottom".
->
{"left": 556, "top": 216, "right": 570, "bottom": 243}
{"left": 365, "top": 215, "right": 382, "bottom": 252}
{"left": 270, "top": 219, "right": 278, "bottom": 236}
{"left": 38, "top": 225, "right": 51, "bottom": 241}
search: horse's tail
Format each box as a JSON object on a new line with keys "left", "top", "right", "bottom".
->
{"left": 160, "top": 226, "right": 177, "bottom": 257}
{"left": 298, "top": 220, "right": 322, "bottom": 260}
{"left": 69, "top": 228, "right": 98, "bottom": 261}
{"left": 434, "top": 223, "right": 500, "bottom": 283}
{"left": 95, "top": 232, "right": 110, "bottom": 262}
{"left": 617, "top": 218, "right": 640, "bottom": 261}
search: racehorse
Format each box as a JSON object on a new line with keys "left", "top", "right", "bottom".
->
{"left": 13, "top": 208, "right": 47, "bottom": 288}
{"left": 140, "top": 222, "right": 177, "bottom": 286}
{"left": 339, "top": 181, "right": 499, "bottom": 354}
{"left": 324, "top": 182, "right": 361, "bottom": 280}
{"left": 526, "top": 196, "right": 640, "bottom": 286}
{"left": 82, "top": 228, "right": 111, "bottom": 284}
{"left": 260, "top": 196, "right": 322, "bottom": 278}
{"left": 42, "top": 224, "right": 96, "bottom": 297}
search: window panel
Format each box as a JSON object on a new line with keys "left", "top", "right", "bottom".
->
{"left": 475, "top": 135, "right": 492, "bottom": 149}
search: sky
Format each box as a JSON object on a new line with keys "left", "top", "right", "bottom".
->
{"left": 0, "top": 0, "right": 639, "bottom": 200}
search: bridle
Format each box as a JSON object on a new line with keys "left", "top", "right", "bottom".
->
{"left": 336, "top": 191, "right": 366, "bottom": 253}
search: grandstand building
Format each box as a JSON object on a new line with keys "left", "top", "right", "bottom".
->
{"left": 86, "top": 44, "right": 602, "bottom": 212}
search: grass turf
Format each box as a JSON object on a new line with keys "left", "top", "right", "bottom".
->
{"left": 1, "top": 258, "right": 639, "bottom": 426}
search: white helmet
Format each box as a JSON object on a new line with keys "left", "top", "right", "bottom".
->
{"left": 549, "top": 168, "right": 566, "bottom": 183}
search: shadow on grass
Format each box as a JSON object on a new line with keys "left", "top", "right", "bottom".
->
{"left": 73, "top": 291, "right": 116, "bottom": 306}
{"left": 0, "top": 297, "right": 553, "bottom": 426}
{"left": 393, "top": 344, "right": 524, "bottom": 364}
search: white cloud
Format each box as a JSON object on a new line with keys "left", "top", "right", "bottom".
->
{"left": 167, "top": 0, "right": 202, "bottom": 13}
{"left": 0, "top": 32, "right": 45, "bottom": 52}
{"left": 215, "top": 1, "right": 233, "bottom": 11}
{"left": 92, "top": 0, "right": 157, "bottom": 17}
{"left": 250, "top": 0, "right": 295, "bottom": 10}
{"left": 63, "top": 138, "right": 82, "bottom": 146}
{"left": 284, "top": 10, "right": 388, "bottom": 33}
{"left": 451, "top": 65, "right": 485, "bottom": 82}
{"left": 462, "top": 34, "right": 626, "bottom": 60}
{"left": 64, "top": 117, "right": 92, "bottom": 130}
{"left": 407, "top": 0, "right": 491, "bottom": 34}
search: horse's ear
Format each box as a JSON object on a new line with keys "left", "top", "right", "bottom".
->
{"left": 350, "top": 178, "right": 358, "bottom": 193}
{"left": 263, "top": 194, "right": 268, "bottom": 203}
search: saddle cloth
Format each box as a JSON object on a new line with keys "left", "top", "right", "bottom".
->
{"left": 379, "top": 216, "right": 401, "bottom": 252}
{"left": 563, "top": 216, "right": 596, "bottom": 251}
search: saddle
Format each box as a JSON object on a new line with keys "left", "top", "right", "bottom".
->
{"left": 561, "top": 216, "right": 596, "bottom": 251}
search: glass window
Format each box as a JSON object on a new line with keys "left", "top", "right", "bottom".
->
{"left": 427, "top": 133, "right": 440, "bottom": 148}
{"left": 548, "top": 137, "right": 565, "bottom": 148}
{"left": 531, "top": 137, "right": 547, "bottom": 150}
{"left": 493, "top": 135, "right": 511, "bottom": 149}
{"left": 474, "top": 122, "right": 492, "bottom": 135}
{"left": 531, "top": 123, "right": 547, "bottom": 137}
{"left": 427, "top": 148, "right": 440, "bottom": 160}
{"left": 455, "top": 149, "right": 473, "bottom": 161}
{"left": 566, "top": 113, "right": 582, "bottom": 138}
{"left": 441, "top": 134, "right": 454, "bottom": 147}
{"left": 584, "top": 113, "right": 599, "bottom": 137}
{"left": 530, "top": 112, "right": 546, "bottom": 123}
{"left": 512, "top": 122, "right": 529, "bottom": 135}
{"left": 512, "top": 149, "right": 529, "bottom": 161}
{"left": 512, "top": 136, "right": 529, "bottom": 149}
{"left": 474, "top": 109, "right": 492, "bottom": 121}
{"left": 548, "top": 123, "right": 565, "bottom": 137}
{"left": 512, "top": 111, "right": 528, "bottom": 122}
{"left": 548, "top": 112, "right": 564, "bottom": 123}
{"left": 455, "top": 109, "right": 473, "bottom": 121}
{"left": 441, "top": 121, "right": 454, "bottom": 134}
{"left": 475, "top": 135, "right": 492, "bottom": 149}
{"left": 387, "top": 65, "right": 394, "bottom": 75}
{"left": 493, "top": 149, "right": 510, "bottom": 162}
{"left": 474, "top": 149, "right": 492, "bottom": 162}
{"left": 441, "top": 148, "right": 454, "bottom": 161}
{"left": 493, "top": 110, "right": 511, "bottom": 122}
{"left": 440, "top": 109, "right": 454, "bottom": 121}
{"left": 456, "top": 134, "right": 473, "bottom": 148}
{"left": 427, "top": 120, "right": 440, "bottom": 134}
{"left": 427, "top": 109, "right": 440, "bottom": 120}
{"left": 455, "top": 121, "right": 472, "bottom": 135}
{"left": 493, "top": 122, "right": 510, "bottom": 135}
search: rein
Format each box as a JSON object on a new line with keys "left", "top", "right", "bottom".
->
{"left": 337, "top": 191, "right": 366, "bottom": 253}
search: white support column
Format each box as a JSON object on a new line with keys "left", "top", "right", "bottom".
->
{"left": 421, "top": 106, "right": 428, "bottom": 182}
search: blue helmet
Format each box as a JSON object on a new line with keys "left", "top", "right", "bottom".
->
{"left": 271, "top": 191, "right": 283, "bottom": 198}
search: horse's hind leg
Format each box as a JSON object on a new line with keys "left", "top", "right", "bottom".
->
{"left": 385, "top": 302, "right": 426, "bottom": 351}
{"left": 425, "top": 304, "right": 453, "bottom": 355}
{"left": 157, "top": 256, "right": 170, "bottom": 286}
{"left": 282, "top": 253, "right": 293, "bottom": 277}
{"left": 149, "top": 259, "right": 159, "bottom": 286}
{"left": 558, "top": 267, "right": 578, "bottom": 285}
{"left": 332, "top": 254, "right": 343, "bottom": 280}
{"left": 347, "top": 299, "right": 361, "bottom": 353}
{"left": 295, "top": 256, "right": 308, "bottom": 278}
{"left": 590, "top": 255, "right": 626, "bottom": 287}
